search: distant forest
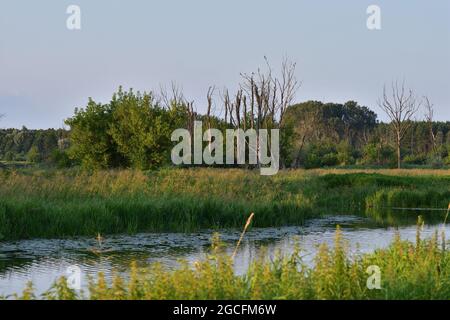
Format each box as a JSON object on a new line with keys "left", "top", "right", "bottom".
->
{"left": 1, "top": 98, "right": 450, "bottom": 169}
{"left": 0, "top": 127, "right": 70, "bottom": 166}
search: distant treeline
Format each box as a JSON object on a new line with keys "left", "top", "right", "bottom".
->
{"left": 283, "top": 101, "right": 450, "bottom": 168}
{"left": 1, "top": 89, "right": 450, "bottom": 169}
{"left": 0, "top": 127, "right": 70, "bottom": 167}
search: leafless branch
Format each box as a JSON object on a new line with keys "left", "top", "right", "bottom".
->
{"left": 424, "top": 96, "right": 437, "bottom": 152}
{"left": 377, "top": 80, "right": 421, "bottom": 168}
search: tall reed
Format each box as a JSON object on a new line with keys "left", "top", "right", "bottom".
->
{"left": 1, "top": 168, "right": 449, "bottom": 240}
{"left": 232, "top": 212, "right": 254, "bottom": 260}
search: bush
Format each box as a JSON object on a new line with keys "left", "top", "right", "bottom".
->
{"left": 322, "top": 153, "right": 338, "bottom": 167}
{"left": 403, "top": 154, "right": 427, "bottom": 165}
{"left": 303, "top": 143, "right": 338, "bottom": 168}
{"left": 50, "top": 149, "right": 73, "bottom": 168}
{"left": 335, "top": 142, "right": 356, "bottom": 166}
{"left": 362, "top": 143, "right": 396, "bottom": 166}
{"left": 427, "top": 155, "right": 444, "bottom": 169}
{"left": 26, "top": 146, "right": 41, "bottom": 163}
{"left": 444, "top": 155, "right": 450, "bottom": 165}
{"left": 4, "top": 151, "right": 15, "bottom": 162}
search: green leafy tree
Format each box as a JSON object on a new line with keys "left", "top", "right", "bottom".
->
{"left": 26, "top": 146, "right": 41, "bottom": 163}
{"left": 66, "top": 87, "right": 191, "bottom": 170}
{"left": 50, "top": 149, "right": 73, "bottom": 168}
{"left": 65, "top": 98, "right": 125, "bottom": 169}
{"left": 108, "top": 89, "right": 175, "bottom": 169}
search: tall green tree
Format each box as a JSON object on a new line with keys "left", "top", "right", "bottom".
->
{"left": 65, "top": 98, "right": 125, "bottom": 169}
{"left": 65, "top": 87, "right": 191, "bottom": 170}
{"left": 26, "top": 146, "right": 41, "bottom": 163}
{"left": 108, "top": 89, "right": 174, "bottom": 169}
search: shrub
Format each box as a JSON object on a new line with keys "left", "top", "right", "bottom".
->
{"left": 50, "top": 149, "right": 73, "bottom": 168}
{"left": 403, "top": 154, "right": 427, "bottom": 165}
{"left": 362, "top": 143, "right": 396, "bottom": 166}
{"left": 26, "top": 146, "right": 41, "bottom": 163}
{"left": 322, "top": 153, "right": 338, "bottom": 167}
{"left": 4, "top": 151, "right": 15, "bottom": 162}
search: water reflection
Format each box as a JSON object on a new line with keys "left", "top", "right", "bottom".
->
{"left": 0, "top": 215, "right": 448, "bottom": 298}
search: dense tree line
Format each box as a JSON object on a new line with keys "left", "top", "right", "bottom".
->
{"left": 2, "top": 93, "right": 450, "bottom": 169}
{"left": 0, "top": 127, "right": 70, "bottom": 166}
{"left": 282, "top": 101, "right": 450, "bottom": 168}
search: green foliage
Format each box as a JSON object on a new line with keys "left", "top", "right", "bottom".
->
{"left": 0, "top": 169, "right": 449, "bottom": 240}
{"left": 49, "top": 149, "right": 73, "bottom": 168}
{"left": 0, "top": 127, "right": 66, "bottom": 163}
{"left": 26, "top": 146, "right": 41, "bottom": 163}
{"left": 108, "top": 90, "right": 176, "bottom": 169}
{"left": 65, "top": 98, "right": 123, "bottom": 169}
{"left": 336, "top": 141, "right": 356, "bottom": 166}
{"left": 403, "top": 154, "right": 427, "bottom": 165}
{"left": 65, "top": 87, "right": 190, "bottom": 170}
{"left": 362, "top": 142, "right": 396, "bottom": 166}
{"left": 4, "top": 151, "right": 15, "bottom": 161}
{"left": 303, "top": 143, "right": 339, "bottom": 168}
{"left": 282, "top": 100, "right": 378, "bottom": 168}
{"left": 427, "top": 155, "right": 444, "bottom": 169}
{"left": 444, "top": 155, "right": 450, "bottom": 165}
{"left": 2, "top": 94, "right": 450, "bottom": 169}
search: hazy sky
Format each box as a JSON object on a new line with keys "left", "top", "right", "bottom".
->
{"left": 1, "top": 0, "right": 449, "bottom": 128}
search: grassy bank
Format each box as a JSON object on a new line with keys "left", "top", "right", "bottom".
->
{"left": 9, "top": 227, "right": 450, "bottom": 300}
{"left": 0, "top": 168, "right": 449, "bottom": 240}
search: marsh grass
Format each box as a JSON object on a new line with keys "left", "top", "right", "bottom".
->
{"left": 0, "top": 168, "right": 449, "bottom": 239}
{"left": 8, "top": 226, "right": 450, "bottom": 300}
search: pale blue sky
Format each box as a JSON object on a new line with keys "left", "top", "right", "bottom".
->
{"left": 0, "top": 0, "right": 449, "bottom": 128}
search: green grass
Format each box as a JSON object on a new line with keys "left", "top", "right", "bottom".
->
{"left": 0, "top": 168, "right": 449, "bottom": 240}
{"left": 8, "top": 227, "right": 450, "bottom": 300}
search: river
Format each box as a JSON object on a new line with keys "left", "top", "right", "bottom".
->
{"left": 0, "top": 214, "right": 448, "bottom": 298}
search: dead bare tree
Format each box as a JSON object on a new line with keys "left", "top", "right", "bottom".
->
{"left": 378, "top": 81, "right": 421, "bottom": 169}
{"left": 186, "top": 100, "right": 195, "bottom": 141}
{"left": 204, "top": 57, "right": 299, "bottom": 167}
{"left": 424, "top": 96, "right": 437, "bottom": 154}
{"left": 205, "top": 87, "right": 215, "bottom": 153}
{"left": 160, "top": 82, "right": 185, "bottom": 109}
{"left": 239, "top": 57, "right": 299, "bottom": 129}
{"left": 206, "top": 86, "right": 215, "bottom": 129}
{"left": 160, "top": 82, "right": 196, "bottom": 142}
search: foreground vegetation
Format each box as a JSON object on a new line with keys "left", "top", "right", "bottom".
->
{"left": 0, "top": 168, "right": 449, "bottom": 240}
{"left": 8, "top": 227, "right": 450, "bottom": 300}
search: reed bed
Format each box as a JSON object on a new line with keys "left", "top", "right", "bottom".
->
{"left": 0, "top": 168, "right": 449, "bottom": 240}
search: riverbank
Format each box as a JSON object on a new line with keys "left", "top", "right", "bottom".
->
{"left": 0, "top": 168, "right": 449, "bottom": 240}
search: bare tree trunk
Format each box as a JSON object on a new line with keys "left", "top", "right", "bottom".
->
{"left": 397, "top": 133, "right": 401, "bottom": 169}
{"left": 424, "top": 96, "right": 437, "bottom": 154}
{"left": 292, "top": 134, "right": 307, "bottom": 168}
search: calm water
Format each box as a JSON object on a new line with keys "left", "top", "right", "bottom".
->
{"left": 0, "top": 215, "right": 448, "bottom": 298}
